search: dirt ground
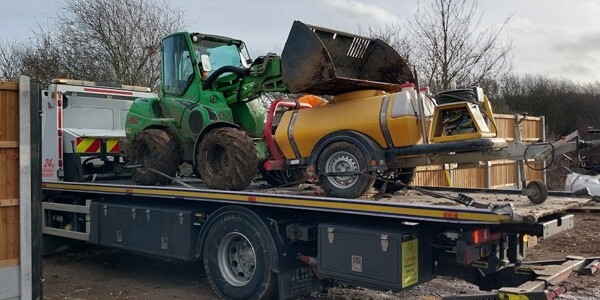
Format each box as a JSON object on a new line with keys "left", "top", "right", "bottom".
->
{"left": 43, "top": 213, "right": 600, "bottom": 300}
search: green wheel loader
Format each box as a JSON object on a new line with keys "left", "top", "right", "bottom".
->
{"left": 125, "top": 32, "right": 287, "bottom": 189}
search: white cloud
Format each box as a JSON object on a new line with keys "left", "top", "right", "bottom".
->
{"left": 320, "top": 0, "right": 396, "bottom": 24}
{"left": 547, "top": 31, "right": 600, "bottom": 81}
{"left": 507, "top": 17, "right": 549, "bottom": 36}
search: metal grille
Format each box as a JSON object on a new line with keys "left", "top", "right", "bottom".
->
{"left": 346, "top": 37, "right": 370, "bottom": 58}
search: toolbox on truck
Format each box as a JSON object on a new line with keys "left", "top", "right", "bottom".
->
{"left": 90, "top": 201, "right": 199, "bottom": 260}
{"left": 317, "top": 222, "right": 434, "bottom": 290}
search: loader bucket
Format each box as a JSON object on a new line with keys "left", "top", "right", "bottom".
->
{"left": 281, "top": 20, "right": 414, "bottom": 95}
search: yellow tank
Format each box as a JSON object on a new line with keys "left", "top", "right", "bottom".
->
{"left": 274, "top": 90, "right": 428, "bottom": 159}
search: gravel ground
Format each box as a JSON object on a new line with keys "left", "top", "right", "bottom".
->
{"left": 42, "top": 213, "right": 600, "bottom": 300}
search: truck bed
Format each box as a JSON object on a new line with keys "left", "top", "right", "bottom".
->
{"left": 42, "top": 179, "right": 591, "bottom": 225}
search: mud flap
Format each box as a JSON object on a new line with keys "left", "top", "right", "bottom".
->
{"left": 276, "top": 266, "right": 323, "bottom": 300}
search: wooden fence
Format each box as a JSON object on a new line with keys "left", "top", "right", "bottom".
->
{"left": 413, "top": 114, "right": 545, "bottom": 188}
{"left": 0, "top": 81, "right": 21, "bottom": 299}
{"left": 0, "top": 81, "right": 20, "bottom": 268}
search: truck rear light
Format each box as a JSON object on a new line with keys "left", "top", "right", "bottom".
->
{"left": 57, "top": 129, "right": 62, "bottom": 136}
{"left": 58, "top": 159, "right": 63, "bottom": 167}
{"left": 472, "top": 228, "right": 490, "bottom": 244}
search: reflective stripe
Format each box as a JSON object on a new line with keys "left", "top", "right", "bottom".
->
{"left": 379, "top": 95, "right": 393, "bottom": 148}
{"left": 42, "top": 181, "right": 510, "bottom": 223}
{"left": 56, "top": 93, "right": 63, "bottom": 161}
{"left": 83, "top": 87, "right": 133, "bottom": 96}
{"left": 288, "top": 111, "right": 301, "bottom": 158}
{"left": 76, "top": 138, "right": 120, "bottom": 153}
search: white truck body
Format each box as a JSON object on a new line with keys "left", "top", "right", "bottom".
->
{"left": 41, "top": 79, "right": 156, "bottom": 181}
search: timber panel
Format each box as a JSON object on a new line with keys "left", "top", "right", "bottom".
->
{"left": 413, "top": 114, "right": 543, "bottom": 188}
{"left": 0, "top": 81, "right": 19, "bottom": 266}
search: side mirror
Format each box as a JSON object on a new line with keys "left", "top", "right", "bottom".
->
{"left": 200, "top": 54, "right": 212, "bottom": 72}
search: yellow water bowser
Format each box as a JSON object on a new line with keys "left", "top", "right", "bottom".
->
{"left": 274, "top": 86, "right": 435, "bottom": 160}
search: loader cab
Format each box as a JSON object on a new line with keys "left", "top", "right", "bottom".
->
{"left": 160, "top": 32, "right": 250, "bottom": 98}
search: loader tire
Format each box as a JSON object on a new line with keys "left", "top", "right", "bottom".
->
{"left": 130, "top": 129, "right": 181, "bottom": 185}
{"left": 197, "top": 127, "right": 257, "bottom": 190}
{"left": 317, "top": 141, "right": 375, "bottom": 198}
{"left": 373, "top": 167, "right": 416, "bottom": 194}
{"left": 259, "top": 168, "right": 307, "bottom": 188}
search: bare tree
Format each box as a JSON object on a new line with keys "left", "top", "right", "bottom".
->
{"left": 497, "top": 74, "right": 600, "bottom": 136}
{"left": 0, "top": 40, "right": 24, "bottom": 81}
{"left": 6, "top": 0, "right": 184, "bottom": 88}
{"left": 356, "top": 22, "right": 413, "bottom": 64}
{"left": 55, "top": 0, "right": 184, "bottom": 88}
{"left": 409, "top": 0, "right": 513, "bottom": 91}
{"left": 359, "top": 0, "right": 513, "bottom": 92}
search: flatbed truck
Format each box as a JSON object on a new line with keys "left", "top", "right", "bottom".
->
{"left": 36, "top": 80, "right": 600, "bottom": 299}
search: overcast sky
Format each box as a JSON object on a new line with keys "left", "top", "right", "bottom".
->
{"left": 1, "top": 0, "right": 599, "bottom": 83}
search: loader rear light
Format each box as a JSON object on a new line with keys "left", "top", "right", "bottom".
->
{"left": 128, "top": 116, "right": 138, "bottom": 125}
{"left": 264, "top": 160, "right": 283, "bottom": 171}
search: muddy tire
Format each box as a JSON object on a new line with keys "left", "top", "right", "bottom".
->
{"left": 373, "top": 167, "right": 416, "bottom": 194}
{"left": 259, "top": 168, "right": 307, "bottom": 187}
{"left": 317, "top": 141, "right": 375, "bottom": 198}
{"left": 204, "top": 212, "right": 277, "bottom": 300}
{"left": 197, "top": 128, "right": 257, "bottom": 190}
{"left": 129, "top": 129, "right": 181, "bottom": 185}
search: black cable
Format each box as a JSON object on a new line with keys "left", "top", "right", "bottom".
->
{"left": 435, "top": 89, "right": 478, "bottom": 105}
{"left": 524, "top": 142, "right": 555, "bottom": 171}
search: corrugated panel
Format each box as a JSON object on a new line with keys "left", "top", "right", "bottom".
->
{"left": 0, "top": 81, "right": 20, "bottom": 266}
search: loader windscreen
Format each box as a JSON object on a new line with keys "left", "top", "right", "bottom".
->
{"left": 193, "top": 38, "right": 250, "bottom": 77}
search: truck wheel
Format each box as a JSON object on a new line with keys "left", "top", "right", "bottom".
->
{"left": 317, "top": 141, "right": 375, "bottom": 198}
{"left": 197, "top": 128, "right": 257, "bottom": 190}
{"left": 373, "top": 167, "right": 416, "bottom": 194}
{"left": 130, "top": 129, "right": 181, "bottom": 185}
{"left": 259, "top": 168, "right": 307, "bottom": 187}
{"left": 204, "top": 213, "right": 277, "bottom": 300}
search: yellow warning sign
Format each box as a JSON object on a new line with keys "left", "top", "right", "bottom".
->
{"left": 401, "top": 238, "right": 418, "bottom": 288}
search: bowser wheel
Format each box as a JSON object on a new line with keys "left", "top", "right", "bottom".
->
{"left": 197, "top": 127, "right": 257, "bottom": 190}
{"left": 373, "top": 167, "right": 416, "bottom": 194}
{"left": 204, "top": 213, "right": 277, "bottom": 300}
{"left": 525, "top": 180, "right": 548, "bottom": 204}
{"left": 317, "top": 141, "right": 375, "bottom": 198}
{"left": 130, "top": 129, "right": 181, "bottom": 185}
